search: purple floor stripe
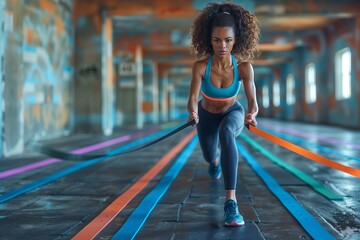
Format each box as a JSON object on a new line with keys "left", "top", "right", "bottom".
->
{"left": 0, "top": 159, "right": 61, "bottom": 179}
{"left": 0, "top": 127, "right": 158, "bottom": 179}
{"left": 71, "top": 135, "right": 131, "bottom": 154}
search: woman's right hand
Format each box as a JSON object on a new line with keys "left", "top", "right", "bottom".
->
{"left": 245, "top": 113, "right": 257, "bottom": 127}
{"left": 188, "top": 111, "right": 199, "bottom": 126}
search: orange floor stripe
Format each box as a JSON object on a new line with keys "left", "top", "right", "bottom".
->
{"left": 72, "top": 130, "right": 196, "bottom": 240}
{"left": 248, "top": 125, "right": 360, "bottom": 178}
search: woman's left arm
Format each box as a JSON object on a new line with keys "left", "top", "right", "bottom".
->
{"left": 239, "top": 62, "right": 259, "bottom": 126}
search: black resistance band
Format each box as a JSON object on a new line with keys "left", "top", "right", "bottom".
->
{"left": 31, "top": 120, "right": 196, "bottom": 161}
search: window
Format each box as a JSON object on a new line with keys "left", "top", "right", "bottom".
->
{"left": 262, "top": 85, "right": 269, "bottom": 108}
{"left": 305, "top": 63, "right": 316, "bottom": 103}
{"left": 335, "top": 48, "right": 351, "bottom": 99}
{"left": 273, "top": 80, "right": 280, "bottom": 107}
{"left": 286, "top": 74, "right": 295, "bottom": 105}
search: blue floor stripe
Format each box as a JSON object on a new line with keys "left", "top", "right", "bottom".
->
{"left": 263, "top": 127, "right": 360, "bottom": 163}
{"left": 112, "top": 136, "right": 198, "bottom": 240}
{"left": 236, "top": 141, "right": 335, "bottom": 240}
{"left": 0, "top": 128, "right": 175, "bottom": 204}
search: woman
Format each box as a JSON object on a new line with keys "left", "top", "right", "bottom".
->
{"left": 187, "top": 2, "right": 259, "bottom": 226}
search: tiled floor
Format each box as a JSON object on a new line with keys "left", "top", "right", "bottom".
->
{"left": 0, "top": 119, "right": 359, "bottom": 239}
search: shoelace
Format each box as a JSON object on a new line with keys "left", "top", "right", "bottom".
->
{"left": 210, "top": 165, "right": 220, "bottom": 173}
{"left": 225, "top": 201, "right": 237, "bottom": 214}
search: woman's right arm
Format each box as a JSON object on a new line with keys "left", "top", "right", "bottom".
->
{"left": 187, "top": 61, "right": 203, "bottom": 124}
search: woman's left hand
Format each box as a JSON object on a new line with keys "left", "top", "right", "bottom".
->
{"left": 188, "top": 111, "right": 199, "bottom": 126}
{"left": 245, "top": 113, "right": 257, "bottom": 127}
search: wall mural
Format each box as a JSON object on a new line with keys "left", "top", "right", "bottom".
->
{"left": 22, "top": 2, "right": 73, "bottom": 142}
{"left": 0, "top": 1, "right": 6, "bottom": 155}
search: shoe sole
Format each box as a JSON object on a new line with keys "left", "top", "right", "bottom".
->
{"left": 211, "top": 173, "right": 221, "bottom": 180}
{"left": 209, "top": 169, "right": 221, "bottom": 180}
{"left": 224, "top": 220, "right": 245, "bottom": 227}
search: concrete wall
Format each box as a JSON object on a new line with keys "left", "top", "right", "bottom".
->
{"left": 0, "top": 1, "right": 6, "bottom": 156}
{"left": 2, "top": 0, "right": 74, "bottom": 157}
{"left": 326, "top": 17, "right": 360, "bottom": 128}
{"left": 255, "top": 17, "right": 360, "bottom": 129}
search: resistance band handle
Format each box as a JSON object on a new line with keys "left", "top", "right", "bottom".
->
{"left": 32, "top": 119, "right": 196, "bottom": 161}
{"left": 245, "top": 123, "right": 255, "bottom": 130}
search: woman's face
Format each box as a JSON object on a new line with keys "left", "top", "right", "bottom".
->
{"left": 211, "top": 26, "right": 236, "bottom": 57}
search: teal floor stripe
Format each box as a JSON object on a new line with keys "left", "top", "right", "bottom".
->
{"left": 239, "top": 134, "right": 343, "bottom": 200}
{"left": 112, "top": 136, "right": 198, "bottom": 240}
{"left": 237, "top": 141, "right": 335, "bottom": 240}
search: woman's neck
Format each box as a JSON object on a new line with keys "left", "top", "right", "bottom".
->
{"left": 212, "top": 54, "right": 232, "bottom": 69}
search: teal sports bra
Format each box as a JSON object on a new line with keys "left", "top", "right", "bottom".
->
{"left": 201, "top": 55, "right": 241, "bottom": 102}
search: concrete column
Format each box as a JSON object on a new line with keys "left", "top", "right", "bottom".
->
{"left": 135, "top": 45, "right": 144, "bottom": 129}
{"left": 101, "top": 16, "right": 114, "bottom": 136}
{"left": 74, "top": 13, "right": 102, "bottom": 133}
{"left": 169, "top": 81, "right": 176, "bottom": 120}
{"left": 161, "top": 71, "right": 169, "bottom": 122}
{"left": 152, "top": 62, "right": 159, "bottom": 124}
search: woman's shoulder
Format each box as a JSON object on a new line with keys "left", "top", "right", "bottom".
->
{"left": 238, "top": 61, "right": 253, "bottom": 70}
{"left": 193, "top": 57, "right": 210, "bottom": 73}
{"left": 234, "top": 57, "right": 254, "bottom": 79}
{"left": 234, "top": 55, "right": 252, "bottom": 68}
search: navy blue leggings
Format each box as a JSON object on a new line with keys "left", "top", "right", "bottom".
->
{"left": 197, "top": 100, "right": 244, "bottom": 190}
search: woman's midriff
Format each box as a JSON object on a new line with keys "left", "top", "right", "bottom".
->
{"left": 201, "top": 97, "right": 236, "bottom": 113}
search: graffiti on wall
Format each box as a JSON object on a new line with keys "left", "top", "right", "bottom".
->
{"left": 0, "top": 1, "right": 6, "bottom": 155}
{"left": 22, "top": 4, "right": 73, "bottom": 141}
{"left": 78, "top": 64, "right": 100, "bottom": 79}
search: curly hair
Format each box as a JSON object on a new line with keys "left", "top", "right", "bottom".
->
{"left": 190, "top": 2, "right": 260, "bottom": 61}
